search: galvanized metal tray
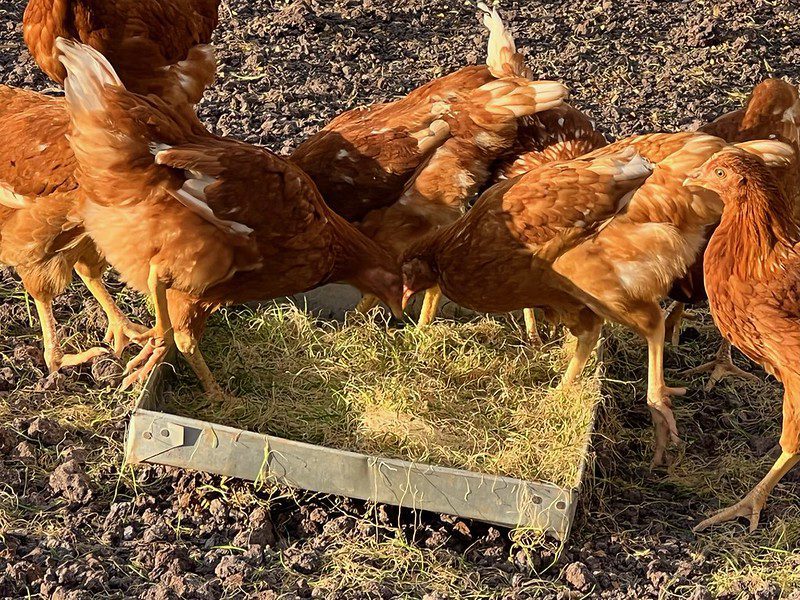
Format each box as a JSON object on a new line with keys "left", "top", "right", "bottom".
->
{"left": 124, "top": 298, "right": 600, "bottom": 540}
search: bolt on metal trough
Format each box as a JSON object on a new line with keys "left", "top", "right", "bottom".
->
{"left": 124, "top": 292, "right": 600, "bottom": 541}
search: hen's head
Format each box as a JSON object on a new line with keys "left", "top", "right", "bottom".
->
{"left": 683, "top": 148, "right": 781, "bottom": 202}
{"left": 400, "top": 256, "right": 438, "bottom": 311}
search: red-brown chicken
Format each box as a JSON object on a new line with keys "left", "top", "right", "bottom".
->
{"left": 666, "top": 79, "right": 800, "bottom": 389}
{"left": 290, "top": 4, "right": 566, "bottom": 225}
{"left": 400, "top": 147, "right": 653, "bottom": 344}
{"left": 24, "top": 0, "right": 219, "bottom": 103}
{"left": 684, "top": 148, "right": 799, "bottom": 532}
{"left": 492, "top": 103, "right": 608, "bottom": 181}
{"left": 0, "top": 85, "right": 148, "bottom": 371}
{"left": 57, "top": 39, "right": 403, "bottom": 394}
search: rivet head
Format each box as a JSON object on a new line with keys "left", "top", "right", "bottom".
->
{"left": 161, "top": 429, "right": 170, "bottom": 438}
{"left": 143, "top": 432, "right": 152, "bottom": 440}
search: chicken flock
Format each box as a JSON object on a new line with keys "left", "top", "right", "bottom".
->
{"left": 2, "top": 0, "right": 799, "bottom": 534}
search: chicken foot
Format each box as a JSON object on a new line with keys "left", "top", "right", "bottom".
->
{"left": 32, "top": 296, "right": 107, "bottom": 373}
{"left": 121, "top": 265, "right": 174, "bottom": 390}
{"left": 74, "top": 264, "right": 150, "bottom": 356}
{"left": 680, "top": 339, "right": 760, "bottom": 391}
{"left": 694, "top": 450, "right": 799, "bottom": 533}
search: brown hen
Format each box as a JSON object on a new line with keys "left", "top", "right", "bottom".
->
{"left": 685, "top": 148, "right": 799, "bottom": 532}
{"left": 58, "top": 39, "right": 403, "bottom": 395}
{"left": 290, "top": 4, "right": 566, "bottom": 225}
{"left": 666, "top": 79, "right": 800, "bottom": 389}
{"left": 24, "top": 0, "right": 219, "bottom": 102}
{"left": 0, "top": 85, "right": 147, "bottom": 372}
{"left": 400, "top": 147, "right": 653, "bottom": 372}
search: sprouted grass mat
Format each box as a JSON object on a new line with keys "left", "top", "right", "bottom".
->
{"left": 164, "top": 304, "right": 601, "bottom": 489}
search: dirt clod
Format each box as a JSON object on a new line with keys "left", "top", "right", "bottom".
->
{"left": 48, "top": 459, "right": 93, "bottom": 504}
{"left": 564, "top": 561, "right": 596, "bottom": 592}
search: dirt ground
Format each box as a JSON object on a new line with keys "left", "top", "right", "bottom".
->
{"left": 2, "top": 0, "right": 800, "bottom": 598}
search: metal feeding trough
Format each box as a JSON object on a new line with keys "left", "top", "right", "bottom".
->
{"left": 124, "top": 286, "right": 600, "bottom": 541}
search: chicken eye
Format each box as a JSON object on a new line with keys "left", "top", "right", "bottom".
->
{"left": 714, "top": 168, "right": 726, "bottom": 178}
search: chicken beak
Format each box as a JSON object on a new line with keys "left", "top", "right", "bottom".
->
{"left": 401, "top": 285, "right": 415, "bottom": 311}
{"left": 682, "top": 170, "right": 704, "bottom": 188}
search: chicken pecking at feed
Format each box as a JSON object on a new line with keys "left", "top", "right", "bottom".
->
{"left": 24, "top": 0, "right": 220, "bottom": 103}
{"left": 666, "top": 79, "right": 800, "bottom": 390}
{"left": 0, "top": 85, "right": 148, "bottom": 373}
{"left": 403, "top": 132, "right": 793, "bottom": 468}
{"left": 684, "top": 147, "right": 799, "bottom": 532}
{"left": 400, "top": 147, "right": 654, "bottom": 382}
{"left": 57, "top": 39, "right": 403, "bottom": 396}
{"left": 490, "top": 103, "right": 609, "bottom": 344}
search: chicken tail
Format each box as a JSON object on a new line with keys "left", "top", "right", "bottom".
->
{"left": 733, "top": 140, "right": 795, "bottom": 168}
{"left": 479, "top": 78, "right": 568, "bottom": 119}
{"left": 56, "top": 37, "right": 122, "bottom": 115}
{"left": 478, "top": 2, "right": 533, "bottom": 79}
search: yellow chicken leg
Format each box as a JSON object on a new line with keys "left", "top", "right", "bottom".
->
{"left": 416, "top": 285, "right": 443, "bottom": 327}
{"left": 121, "top": 265, "right": 174, "bottom": 390}
{"left": 694, "top": 451, "right": 800, "bottom": 533}
{"left": 74, "top": 265, "right": 150, "bottom": 355}
{"left": 646, "top": 317, "right": 686, "bottom": 467}
{"left": 32, "top": 296, "right": 107, "bottom": 373}
{"left": 175, "top": 330, "right": 228, "bottom": 401}
{"left": 523, "top": 308, "right": 544, "bottom": 348}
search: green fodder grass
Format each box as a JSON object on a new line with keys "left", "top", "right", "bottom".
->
{"left": 164, "top": 303, "right": 600, "bottom": 488}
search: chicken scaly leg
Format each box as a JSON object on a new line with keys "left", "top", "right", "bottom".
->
{"left": 416, "top": 285, "right": 443, "bottom": 327}
{"left": 694, "top": 451, "right": 799, "bottom": 533}
{"left": 681, "top": 339, "right": 760, "bottom": 391}
{"left": 560, "top": 313, "right": 602, "bottom": 387}
{"left": 32, "top": 296, "right": 107, "bottom": 373}
{"left": 663, "top": 301, "right": 685, "bottom": 347}
{"left": 646, "top": 321, "right": 686, "bottom": 467}
{"left": 174, "top": 330, "right": 227, "bottom": 400}
{"left": 121, "top": 265, "right": 174, "bottom": 389}
{"left": 523, "top": 308, "right": 544, "bottom": 348}
{"left": 74, "top": 265, "right": 149, "bottom": 356}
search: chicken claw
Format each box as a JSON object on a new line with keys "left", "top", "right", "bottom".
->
{"left": 50, "top": 347, "right": 109, "bottom": 372}
{"left": 681, "top": 340, "right": 760, "bottom": 391}
{"left": 694, "top": 487, "right": 768, "bottom": 533}
{"left": 120, "top": 339, "right": 171, "bottom": 390}
{"left": 104, "top": 318, "right": 151, "bottom": 356}
{"left": 647, "top": 386, "right": 686, "bottom": 467}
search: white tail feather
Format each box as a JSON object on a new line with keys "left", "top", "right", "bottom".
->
{"left": 587, "top": 148, "right": 654, "bottom": 181}
{"left": 56, "top": 38, "right": 122, "bottom": 114}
